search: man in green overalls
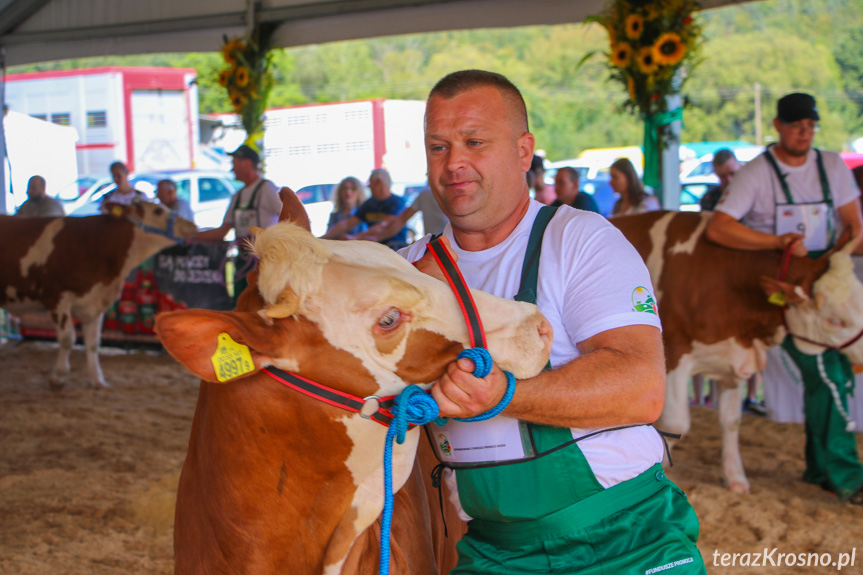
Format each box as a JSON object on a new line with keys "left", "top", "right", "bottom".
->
{"left": 404, "top": 70, "right": 705, "bottom": 573}
{"left": 707, "top": 92, "right": 863, "bottom": 504}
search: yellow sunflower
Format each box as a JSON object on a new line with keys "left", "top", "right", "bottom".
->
{"left": 217, "top": 69, "right": 231, "bottom": 88}
{"left": 625, "top": 14, "right": 644, "bottom": 40}
{"left": 638, "top": 47, "right": 658, "bottom": 75}
{"left": 235, "top": 66, "right": 250, "bottom": 88}
{"left": 627, "top": 76, "right": 636, "bottom": 100}
{"left": 653, "top": 32, "right": 686, "bottom": 66}
{"left": 230, "top": 91, "right": 248, "bottom": 112}
{"left": 610, "top": 42, "right": 633, "bottom": 68}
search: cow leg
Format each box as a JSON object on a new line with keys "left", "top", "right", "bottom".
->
{"left": 49, "top": 310, "right": 75, "bottom": 390}
{"left": 657, "top": 359, "right": 695, "bottom": 456}
{"left": 82, "top": 314, "right": 107, "bottom": 388}
{"left": 717, "top": 378, "right": 749, "bottom": 492}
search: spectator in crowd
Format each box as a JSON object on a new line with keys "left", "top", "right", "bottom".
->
{"left": 326, "top": 176, "right": 368, "bottom": 236}
{"left": 551, "top": 166, "right": 601, "bottom": 214}
{"left": 156, "top": 179, "right": 195, "bottom": 222}
{"left": 100, "top": 161, "right": 146, "bottom": 211}
{"left": 530, "top": 154, "right": 555, "bottom": 205}
{"left": 610, "top": 157, "right": 660, "bottom": 217}
{"left": 195, "top": 144, "right": 282, "bottom": 241}
{"left": 354, "top": 185, "right": 450, "bottom": 244}
{"left": 699, "top": 149, "right": 741, "bottom": 212}
{"left": 322, "top": 168, "right": 409, "bottom": 249}
{"left": 706, "top": 92, "right": 863, "bottom": 504}
{"left": 16, "top": 175, "right": 64, "bottom": 217}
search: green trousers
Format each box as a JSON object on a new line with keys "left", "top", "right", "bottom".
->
{"left": 782, "top": 337, "right": 863, "bottom": 499}
{"left": 452, "top": 464, "right": 705, "bottom": 574}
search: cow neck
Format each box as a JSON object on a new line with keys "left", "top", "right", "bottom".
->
{"left": 777, "top": 244, "right": 863, "bottom": 351}
{"left": 130, "top": 210, "right": 186, "bottom": 243}
{"left": 261, "top": 236, "right": 487, "bottom": 427}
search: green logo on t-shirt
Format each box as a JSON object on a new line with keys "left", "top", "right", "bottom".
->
{"left": 632, "top": 286, "right": 657, "bottom": 314}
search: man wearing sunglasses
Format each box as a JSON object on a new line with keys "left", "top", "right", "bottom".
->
{"left": 706, "top": 92, "right": 863, "bottom": 506}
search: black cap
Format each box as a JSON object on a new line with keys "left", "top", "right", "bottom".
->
{"left": 229, "top": 144, "right": 261, "bottom": 166}
{"left": 777, "top": 93, "right": 819, "bottom": 123}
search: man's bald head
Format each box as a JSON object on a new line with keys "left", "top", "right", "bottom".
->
{"left": 426, "top": 69, "right": 529, "bottom": 135}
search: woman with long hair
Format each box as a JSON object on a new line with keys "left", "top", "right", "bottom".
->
{"left": 609, "top": 158, "right": 660, "bottom": 217}
{"left": 327, "top": 176, "right": 368, "bottom": 235}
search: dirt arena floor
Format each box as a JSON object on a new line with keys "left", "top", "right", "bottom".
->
{"left": 1, "top": 340, "right": 862, "bottom": 574}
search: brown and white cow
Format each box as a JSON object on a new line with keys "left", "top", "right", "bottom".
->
{"left": 155, "top": 221, "right": 552, "bottom": 574}
{"left": 612, "top": 210, "right": 863, "bottom": 492}
{"left": 0, "top": 203, "right": 196, "bottom": 389}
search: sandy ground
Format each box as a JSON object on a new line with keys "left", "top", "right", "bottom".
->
{"left": 1, "top": 341, "right": 862, "bottom": 575}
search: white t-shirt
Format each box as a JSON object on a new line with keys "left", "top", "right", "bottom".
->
{"left": 223, "top": 177, "right": 282, "bottom": 229}
{"left": 400, "top": 200, "right": 665, "bottom": 487}
{"left": 716, "top": 148, "right": 860, "bottom": 234}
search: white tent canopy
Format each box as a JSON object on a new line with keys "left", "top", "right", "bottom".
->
{"left": 0, "top": 0, "right": 755, "bottom": 213}
{"left": 0, "top": 0, "right": 752, "bottom": 67}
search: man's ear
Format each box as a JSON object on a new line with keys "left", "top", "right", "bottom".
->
{"left": 517, "top": 132, "right": 536, "bottom": 172}
{"left": 759, "top": 276, "right": 810, "bottom": 305}
{"left": 155, "top": 309, "right": 277, "bottom": 383}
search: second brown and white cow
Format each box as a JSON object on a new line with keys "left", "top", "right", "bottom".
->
{"left": 612, "top": 210, "right": 863, "bottom": 492}
{"left": 0, "top": 203, "right": 196, "bottom": 389}
{"left": 156, "top": 222, "right": 552, "bottom": 574}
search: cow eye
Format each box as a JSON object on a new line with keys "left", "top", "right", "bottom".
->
{"left": 378, "top": 309, "right": 402, "bottom": 331}
{"left": 827, "top": 318, "right": 846, "bottom": 329}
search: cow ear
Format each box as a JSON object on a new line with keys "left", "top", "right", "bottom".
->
{"left": 155, "top": 309, "right": 276, "bottom": 383}
{"left": 759, "top": 276, "right": 809, "bottom": 305}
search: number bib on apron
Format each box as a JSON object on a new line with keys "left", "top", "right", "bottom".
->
{"left": 765, "top": 148, "right": 835, "bottom": 252}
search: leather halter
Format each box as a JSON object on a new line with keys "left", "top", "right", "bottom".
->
{"left": 777, "top": 244, "right": 863, "bottom": 351}
{"left": 261, "top": 237, "right": 485, "bottom": 426}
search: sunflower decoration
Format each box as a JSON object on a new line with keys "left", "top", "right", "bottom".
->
{"left": 587, "top": 0, "right": 703, "bottom": 118}
{"left": 217, "top": 24, "right": 279, "bottom": 153}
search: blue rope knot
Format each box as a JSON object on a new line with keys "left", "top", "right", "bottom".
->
{"left": 452, "top": 347, "right": 517, "bottom": 423}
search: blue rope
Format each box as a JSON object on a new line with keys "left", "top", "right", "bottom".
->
{"left": 452, "top": 348, "right": 517, "bottom": 423}
{"left": 380, "top": 385, "right": 440, "bottom": 575}
{"left": 378, "top": 348, "right": 517, "bottom": 574}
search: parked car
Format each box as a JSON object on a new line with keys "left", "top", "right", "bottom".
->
{"left": 68, "top": 170, "right": 242, "bottom": 231}
{"left": 63, "top": 175, "right": 158, "bottom": 215}
{"left": 680, "top": 145, "right": 764, "bottom": 187}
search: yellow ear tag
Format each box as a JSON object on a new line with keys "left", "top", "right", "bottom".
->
{"left": 111, "top": 205, "right": 124, "bottom": 217}
{"left": 211, "top": 333, "right": 255, "bottom": 382}
{"left": 768, "top": 291, "right": 787, "bottom": 306}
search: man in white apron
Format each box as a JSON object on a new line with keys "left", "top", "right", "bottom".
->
{"left": 706, "top": 92, "right": 863, "bottom": 504}
{"left": 402, "top": 70, "right": 705, "bottom": 574}
{"left": 196, "top": 144, "right": 282, "bottom": 303}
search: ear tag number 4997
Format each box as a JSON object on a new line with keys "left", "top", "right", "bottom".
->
{"left": 211, "top": 332, "right": 254, "bottom": 382}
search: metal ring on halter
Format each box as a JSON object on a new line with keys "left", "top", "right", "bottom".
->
{"left": 360, "top": 395, "right": 382, "bottom": 419}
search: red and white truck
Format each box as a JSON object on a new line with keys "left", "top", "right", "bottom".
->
{"left": 5, "top": 66, "right": 199, "bottom": 179}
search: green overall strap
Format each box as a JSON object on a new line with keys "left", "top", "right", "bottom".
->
{"left": 515, "top": 205, "right": 560, "bottom": 304}
{"left": 764, "top": 148, "right": 832, "bottom": 205}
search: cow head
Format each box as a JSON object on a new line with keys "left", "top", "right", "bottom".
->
{"left": 761, "top": 239, "right": 863, "bottom": 362}
{"left": 105, "top": 201, "right": 197, "bottom": 241}
{"left": 156, "top": 222, "right": 552, "bottom": 398}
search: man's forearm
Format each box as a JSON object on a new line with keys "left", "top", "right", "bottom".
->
{"left": 506, "top": 332, "right": 665, "bottom": 428}
{"left": 705, "top": 211, "right": 782, "bottom": 251}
